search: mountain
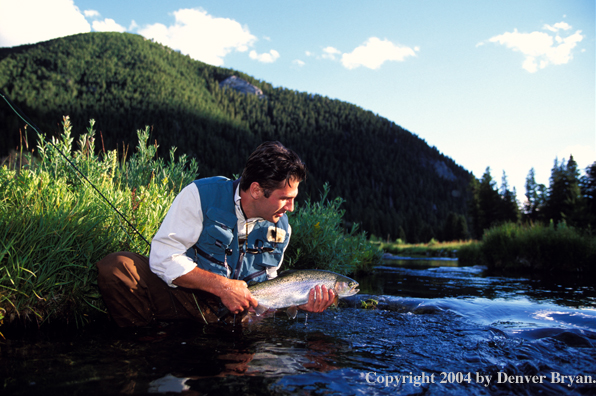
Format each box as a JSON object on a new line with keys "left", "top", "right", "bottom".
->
{"left": 0, "top": 32, "right": 472, "bottom": 242}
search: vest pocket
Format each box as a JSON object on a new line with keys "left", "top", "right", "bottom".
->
{"left": 248, "top": 239, "right": 283, "bottom": 269}
{"left": 192, "top": 207, "right": 236, "bottom": 271}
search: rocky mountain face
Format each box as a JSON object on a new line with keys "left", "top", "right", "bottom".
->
{"left": 219, "top": 76, "right": 265, "bottom": 98}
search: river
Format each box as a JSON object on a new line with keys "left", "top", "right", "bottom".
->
{"left": 2, "top": 259, "right": 595, "bottom": 395}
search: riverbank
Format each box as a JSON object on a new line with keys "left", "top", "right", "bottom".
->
{"left": 372, "top": 239, "right": 475, "bottom": 259}
{"left": 458, "top": 222, "right": 596, "bottom": 277}
{"left": 373, "top": 223, "right": 596, "bottom": 278}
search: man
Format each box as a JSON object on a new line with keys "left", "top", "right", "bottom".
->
{"left": 96, "top": 141, "right": 335, "bottom": 327}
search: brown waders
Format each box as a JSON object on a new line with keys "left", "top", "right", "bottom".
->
{"left": 96, "top": 252, "right": 243, "bottom": 327}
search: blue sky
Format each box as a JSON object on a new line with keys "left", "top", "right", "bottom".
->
{"left": 1, "top": 0, "right": 594, "bottom": 200}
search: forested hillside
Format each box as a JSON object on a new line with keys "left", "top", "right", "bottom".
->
{"left": 0, "top": 32, "right": 472, "bottom": 242}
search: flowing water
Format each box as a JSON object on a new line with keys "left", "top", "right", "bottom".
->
{"left": 2, "top": 260, "right": 596, "bottom": 395}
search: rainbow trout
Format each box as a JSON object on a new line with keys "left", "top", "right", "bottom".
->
{"left": 249, "top": 269, "right": 360, "bottom": 319}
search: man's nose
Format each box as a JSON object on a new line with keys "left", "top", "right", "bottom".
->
{"left": 285, "top": 199, "right": 295, "bottom": 212}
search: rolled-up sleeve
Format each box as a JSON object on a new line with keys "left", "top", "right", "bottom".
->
{"left": 150, "top": 183, "right": 203, "bottom": 287}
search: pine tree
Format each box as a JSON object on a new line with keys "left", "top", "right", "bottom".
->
{"left": 499, "top": 171, "right": 520, "bottom": 224}
{"left": 442, "top": 212, "right": 469, "bottom": 241}
{"left": 564, "top": 155, "right": 584, "bottom": 227}
{"left": 468, "top": 176, "right": 482, "bottom": 239}
{"left": 523, "top": 167, "right": 547, "bottom": 223}
{"left": 478, "top": 167, "right": 501, "bottom": 232}
{"left": 544, "top": 156, "right": 583, "bottom": 226}
{"left": 580, "top": 161, "right": 596, "bottom": 231}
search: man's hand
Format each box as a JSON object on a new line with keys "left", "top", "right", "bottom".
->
{"left": 219, "top": 278, "right": 259, "bottom": 314}
{"left": 298, "top": 285, "right": 335, "bottom": 313}
{"left": 172, "top": 267, "right": 258, "bottom": 314}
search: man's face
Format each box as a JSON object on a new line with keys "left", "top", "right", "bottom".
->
{"left": 254, "top": 179, "right": 299, "bottom": 223}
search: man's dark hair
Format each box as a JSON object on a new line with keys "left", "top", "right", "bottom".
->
{"left": 240, "top": 141, "right": 306, "bottom": 197}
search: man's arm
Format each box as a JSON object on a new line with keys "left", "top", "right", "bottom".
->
{"left": 151, "top": 184, "right": 258, "bottom": 313}
{"left": 172, "top": 267, "right": 258, "bottom": 314}
{"left": 150, "top": 184, "right": 204, "bottom": 286}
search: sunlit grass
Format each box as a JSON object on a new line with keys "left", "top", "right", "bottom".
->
{"left": 372, "top": 239, "right": 477, "bottom": 258}
{"left": 1, "top": 117, "right": 198, "bottom": 327}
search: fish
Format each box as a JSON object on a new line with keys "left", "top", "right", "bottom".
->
{"left": 248, "top": 269, "right": 360, "bottom": 319}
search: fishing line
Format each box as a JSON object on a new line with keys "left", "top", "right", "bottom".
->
{"left": 0, "top": 90, "right": 151, "bottom": 247}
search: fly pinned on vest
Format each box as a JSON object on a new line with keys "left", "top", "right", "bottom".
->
{"left": 185, "top": 176, "right": 290, "bottom": 284}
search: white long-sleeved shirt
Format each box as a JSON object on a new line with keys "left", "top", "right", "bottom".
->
{"left": 149, "top": 182, "right": 290, "bottom": 287}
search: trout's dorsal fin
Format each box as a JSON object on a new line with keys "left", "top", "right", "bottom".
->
{"left": 286, "top": 306, "right": 298, "bottom": 319}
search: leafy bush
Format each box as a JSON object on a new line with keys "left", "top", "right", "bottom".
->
{"left": 1, "top": 117, "right": 198, "bottom": 327}
{"left": 284, "top": 183, "right": 383, "bottom": 276}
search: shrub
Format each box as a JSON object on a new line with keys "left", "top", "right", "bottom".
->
{"left": 475, "top": 222, "right": 596, "bottom": 275}
{"left": 1, "top": 117, "right": 198, "bottom": 327}
{"left": 457, "top": 241, "right": 485, "bottom": 266}
{"left": 284, "top": 183, "right": 383, "bottom": 276}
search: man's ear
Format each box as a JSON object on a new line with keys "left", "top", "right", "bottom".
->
{"left": 249, "top": 182, "right": 264, "bottom": 199}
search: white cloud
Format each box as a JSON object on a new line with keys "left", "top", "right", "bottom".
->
{"left": 341, "top": 37, "right": 417, "bottom": 70}
{"left": 486, "top": 22, "right": 584, "bottom": 73}
{"left": 249, "top": 49, "right": 280, "bottom": 63}
{"left": 0, "top": 0, "right": 90, "bottom": 47}
{"left": 137, "top": 8, "right": 256, "bottom": 66}
{"left": 129, "top": 20, "right": 139, "bottom": 31}
{"left": 92, "top": 18, "right": 126, "bottom": 33}
{"left": 322, "top": 46, "right": 341, "bottom": 60}
{"left": 84, "top": 10, "right": 100, "bottom": 18}
{"left": 293, "top": 59, "right": 305, "bottom": 67}
{"left": 543, "top": 22, "right": 571, "bottom": 32}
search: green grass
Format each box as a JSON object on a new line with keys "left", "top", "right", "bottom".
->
{"left": 1, "top": 117, "right": 198, "bottom": 328}
{"left": 458, "top": 222, "right": 596, "bottom": 276}
{"left": 372, "top": 239, "right": 476, "bottom": 258}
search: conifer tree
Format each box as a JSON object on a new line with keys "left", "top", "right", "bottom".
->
{"left": 478, "top": 167, "right": 501, "bottom": 232}
{"left": 544, "top": 156, "right": 583, "bottom": 226}
{"left": 523, "top": 167, "right": 547, "bottom": 223}
{"left": 499, "top": 171, "right": 520, "bottom": 224}
{"left": 468, "top": 176, "right": 482, "bottom": 238}
{"left": 580, "top": 161, "right": 596, "bottom": 231}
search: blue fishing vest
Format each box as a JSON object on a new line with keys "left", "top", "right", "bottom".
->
{"left": 185, "top": 176, "right": 290, "bottom": 283}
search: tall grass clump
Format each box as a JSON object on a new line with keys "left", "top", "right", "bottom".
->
{"left": 462, "top": 222, "right": 596, "bottom": 276}
{"left": 0, "top": 117, "right": 198, "bottom": 328}
{"left": 284, "top": 183, "right": 383, "bottom": 276}
{"left": 457, "top": 242, "right": 485, "bottom": 266}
